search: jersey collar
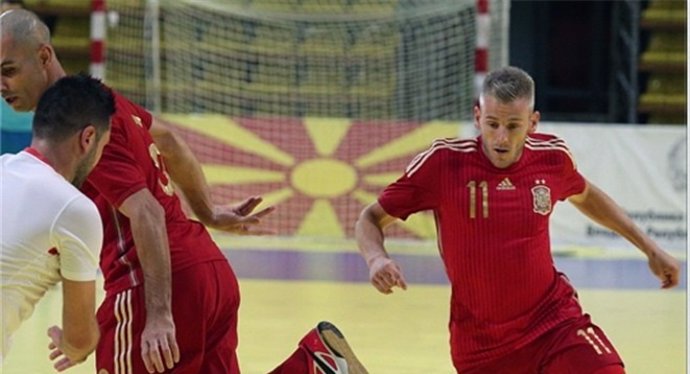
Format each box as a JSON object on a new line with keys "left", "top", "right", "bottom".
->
{"left": 24, "top": 147, "right": 54, "bottom": 169}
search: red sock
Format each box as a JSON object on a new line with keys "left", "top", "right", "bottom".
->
{"left": 267, "top": 346, "right": 309, "bottom": 374}
{"left": 593, "top": 365, "right": 626, "bottom": 374}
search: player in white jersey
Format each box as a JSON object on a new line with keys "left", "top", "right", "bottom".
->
{"left": 0, "top": 75, "right": 115, "bottom": 370}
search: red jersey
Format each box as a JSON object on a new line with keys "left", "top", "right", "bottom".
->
{"left": 378, "top": 134, "right": 587, "bottom": 370}
{"left": 82, "top": 91, "right": 226, "bottom": 294}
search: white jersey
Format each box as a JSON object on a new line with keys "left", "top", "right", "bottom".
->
{"left": 0, "top": 150, "right": 102, "bottom": 361}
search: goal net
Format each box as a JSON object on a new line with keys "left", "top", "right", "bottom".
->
{"left": 105, "top": 0, "right": 510, "bottom": 239}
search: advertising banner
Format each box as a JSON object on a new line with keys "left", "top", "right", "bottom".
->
{"left": 537, "top": 123, "right": 686, "bottom": 253}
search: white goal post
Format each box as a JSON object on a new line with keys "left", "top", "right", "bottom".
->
{"left": 103, "top": 0, "right": 510, "bottom": 120}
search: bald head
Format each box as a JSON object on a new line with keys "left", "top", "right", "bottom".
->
{"left": 0, "top": 9, "right": 50, "bottom": 49}
{"left": 1, "top": 8, "right": 64, "bottom": 111}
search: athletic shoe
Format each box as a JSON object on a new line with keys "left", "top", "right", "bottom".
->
{"left": 299, "top": 321, "right": 368, "bottom": 374}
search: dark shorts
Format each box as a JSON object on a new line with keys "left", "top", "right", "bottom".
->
{"left": 96, "top": 260, "right": 241, "bottom": 374}
{"left": 462, "top": 315, "right": 624, "bottom": 374}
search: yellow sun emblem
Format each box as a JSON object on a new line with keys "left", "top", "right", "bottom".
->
{"left": 163, "top": 114, "right": 459, "bottom": 239}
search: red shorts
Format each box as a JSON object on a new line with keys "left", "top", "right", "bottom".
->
{"left": 96, "top": 260, "right": 241, "bottom": 374}
{"left": 461, "top": 315, "right": 624, "bottom": 374}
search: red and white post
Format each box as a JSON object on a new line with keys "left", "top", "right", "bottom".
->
{"left": 475, "top": 0, "right": 490, "bottom": 97}
{"left": 90, "top": 0, "right": 106, "bottom": 79}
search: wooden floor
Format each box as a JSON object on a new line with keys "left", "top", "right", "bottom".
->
{"left": 2, "top": 278, "right": 685, "bottom": 373}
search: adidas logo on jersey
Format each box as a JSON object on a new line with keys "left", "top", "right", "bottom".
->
{"left": 496, "top": 177, "right": 515, "bottom": 191}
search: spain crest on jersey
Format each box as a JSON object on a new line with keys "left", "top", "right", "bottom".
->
{"left": 531, "top": 183, "right": 552, "bottom": 215}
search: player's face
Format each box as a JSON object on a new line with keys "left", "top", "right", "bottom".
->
{"left": 0, "top": 37, "right": 51, "bottom": 111}
{"left": 92, "top": 128, "right": 111, "bottom": 167}
{"left": 474, "top": 95, "right": 539, "bottom": 169}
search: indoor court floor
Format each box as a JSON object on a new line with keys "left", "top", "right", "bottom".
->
{"left": 2, "top": 237, "right": 686, "bottom": 374}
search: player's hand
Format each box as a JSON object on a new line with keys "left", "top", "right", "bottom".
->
{"left": 647, "top": 248, "right": 680, "bottom": 289}
{"left": 205, "top": 196, "right": 276, "bottom": 235}
{"left": 140, "top": 314, "right": 180, "bottom": 373}
{"left": 368, "top": 256, "right": 407, "bottom": 294}
{"left": 47, "top": 326, "right": 84, "bottom": 371}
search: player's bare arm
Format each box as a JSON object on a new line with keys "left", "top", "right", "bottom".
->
{"left": 569, "top": 180, "right": 680, "bottom": 289}
{"left": 119, "top": 188, "right": 181, "bottom": 373}
{"left": 47, "top": 279, "right": 99, "bottom": 371}
{"left": 355, "top": 202, "right": 408, "bottom": 294}
{"left": 149, "top": 117, "right": 275, "bottom": 235}
{"left": 148, "top": 117, "right": 213, "bottom": 220}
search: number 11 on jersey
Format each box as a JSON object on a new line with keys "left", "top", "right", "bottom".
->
{"left": 467, "top": 180, "right": 489, "bottom": 219}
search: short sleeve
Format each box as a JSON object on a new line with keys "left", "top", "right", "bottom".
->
{"left": 120, "top": 93, "right": 153, "bottom": 130}
{"left": 52, "top": 196, "right": 102, "bottom": 281}
{"left": 85, "top": 114, "right": 147, "bottom": 207}
{"left": 378, "top": 146, "right": 441, "bottom": 220}
{"left": 558, "top": 147, "right": 586, "bottom": 200}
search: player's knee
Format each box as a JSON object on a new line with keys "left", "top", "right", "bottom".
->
{"left": 592, "top": 364, "right": 625, "bottom": 374}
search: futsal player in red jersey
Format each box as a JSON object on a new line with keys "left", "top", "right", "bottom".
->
{"left": 355, "top": 66, "right": 680, "bottom": 374}
{"left": 2, "top": 9, "right": 368, "bottom": 374}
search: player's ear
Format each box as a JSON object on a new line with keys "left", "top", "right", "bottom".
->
{"left": 37, "top": 44, "right": 54, "bottom": 67}
{"left": 528, "top": 110, "right": 540, "bottom": 134}
{"left": 473, "top": 104, "right": 481, "bottom": 130}
{"left": 79, "top": 125, "right": 97, "bottom": 153}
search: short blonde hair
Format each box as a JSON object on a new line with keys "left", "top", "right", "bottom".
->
{"left": 481, "top": 66, "right": 535, "bottom": 109}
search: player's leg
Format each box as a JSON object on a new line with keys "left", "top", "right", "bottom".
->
{"left": 451, "top": 336, "right": 539, "bottom": 374}
{"left": 171, "top": 260, "right": 241, "bottom": 374}
{"left": 449, "top": 319, "right": 541, "bottom": 374}
{"left": 269, "top": 321, "right": 369, "bottom": 374}
{"left": 542, "top": 345, "right": 625, "bottom": 374}
{"left": 267, "top": 348, "right": 310, "bottom": 374}
{"left": 592, "top": 365, "right": 626, "bottom": 374}
{"left": 197, "top": 260, "right": 241, "bottom": 374}
{"left": 96, "top": 262, "right": 240, "bottom": 374}
{"left": 540, "top": 316, "right": 624, "bottom": 374}
{"left": 96, "top": 287, "right": 149, "bottom": 374}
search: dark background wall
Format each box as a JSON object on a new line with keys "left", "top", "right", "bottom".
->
{"left": 508, "top": 0, "right": 686, "bottom": 125}
{"left": 509, "top": 1, "right": 613, "bottom": 122}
